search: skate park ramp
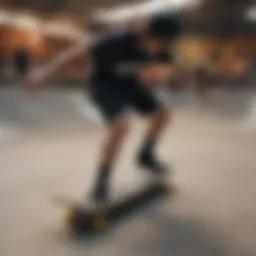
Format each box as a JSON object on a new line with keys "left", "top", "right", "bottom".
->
{"left": 0, "top": 87, "right": 104, "bottom": 131}
{"left": 1, "top": 85, "right": 256, "bottom": 256}
{"left": 0, "top": 86, "right": 254, "bottom": 135}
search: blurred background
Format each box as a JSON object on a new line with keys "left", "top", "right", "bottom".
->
{"left": 0, "top": 1, "right": 256, "bottom": 256}
{"left": 0, "top": 0, "right": 255, "bottom": 88}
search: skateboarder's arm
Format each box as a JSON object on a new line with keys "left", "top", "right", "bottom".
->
{"left": 139, "top": 63, "right": 176, "bottom": 84}
{"left": 138, "top": 50, "right": 177, "bottom": 84}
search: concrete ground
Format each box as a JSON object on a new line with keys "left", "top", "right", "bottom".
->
{"left": 0, "top": 88, "right": 256, "bottom": 256}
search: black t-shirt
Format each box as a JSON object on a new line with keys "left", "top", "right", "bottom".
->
{"left": 90, "top": 31, "right": 172, "bottom": 87}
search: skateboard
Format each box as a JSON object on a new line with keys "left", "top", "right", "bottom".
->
{"left": 52, "top": 181, "right": 172, "bottom": 233}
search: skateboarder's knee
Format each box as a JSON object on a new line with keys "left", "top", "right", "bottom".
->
{"left": 153, "top": 108, "right": 171, "bottom": 125}
{"left": 110, "top": 115, "right": 130, "bottom": 139}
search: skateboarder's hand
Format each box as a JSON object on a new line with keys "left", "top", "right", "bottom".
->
{"left": 139, "top": 64, "right": 172, "bottom": 84}
{"left": 152, "top": 65, "right": 172, "bottom": 80}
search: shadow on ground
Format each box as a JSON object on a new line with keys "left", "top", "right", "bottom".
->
{"left": 55, "top": 210, "right": 228, "bottom": 256}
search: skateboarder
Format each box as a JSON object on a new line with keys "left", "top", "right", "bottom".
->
{"left": 25, "top": 13, "right": 181, "bottom": 202}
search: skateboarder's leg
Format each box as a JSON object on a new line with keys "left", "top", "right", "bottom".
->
{"left": 130, "top": 85, "right": 171, "bottom": 172}
{"left": 138, "top": 107, "right": 170, "bottom": 171}
{"left": 93, "top": 115, "right": 129, "bottom": 200}
{"left": 90, "top": 88, "right": 130, "bottom": 202}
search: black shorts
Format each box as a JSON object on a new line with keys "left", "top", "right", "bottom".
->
{"left": 90, "top": 83, "right": 162, "bottom": 123}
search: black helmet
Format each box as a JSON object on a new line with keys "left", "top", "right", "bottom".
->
{"left": 148, "top": 13, "right": 181, "bottom": 39}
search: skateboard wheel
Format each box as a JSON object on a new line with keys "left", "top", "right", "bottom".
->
{"left": 64, "top": 208, "right": 75, "bottom": 224}
{"left": 92, "top": 214, "right": 107, "bottom": 230}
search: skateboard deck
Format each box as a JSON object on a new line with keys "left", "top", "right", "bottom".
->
{"left": 53, "top": 181, "right": 172, "bottom": 233}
